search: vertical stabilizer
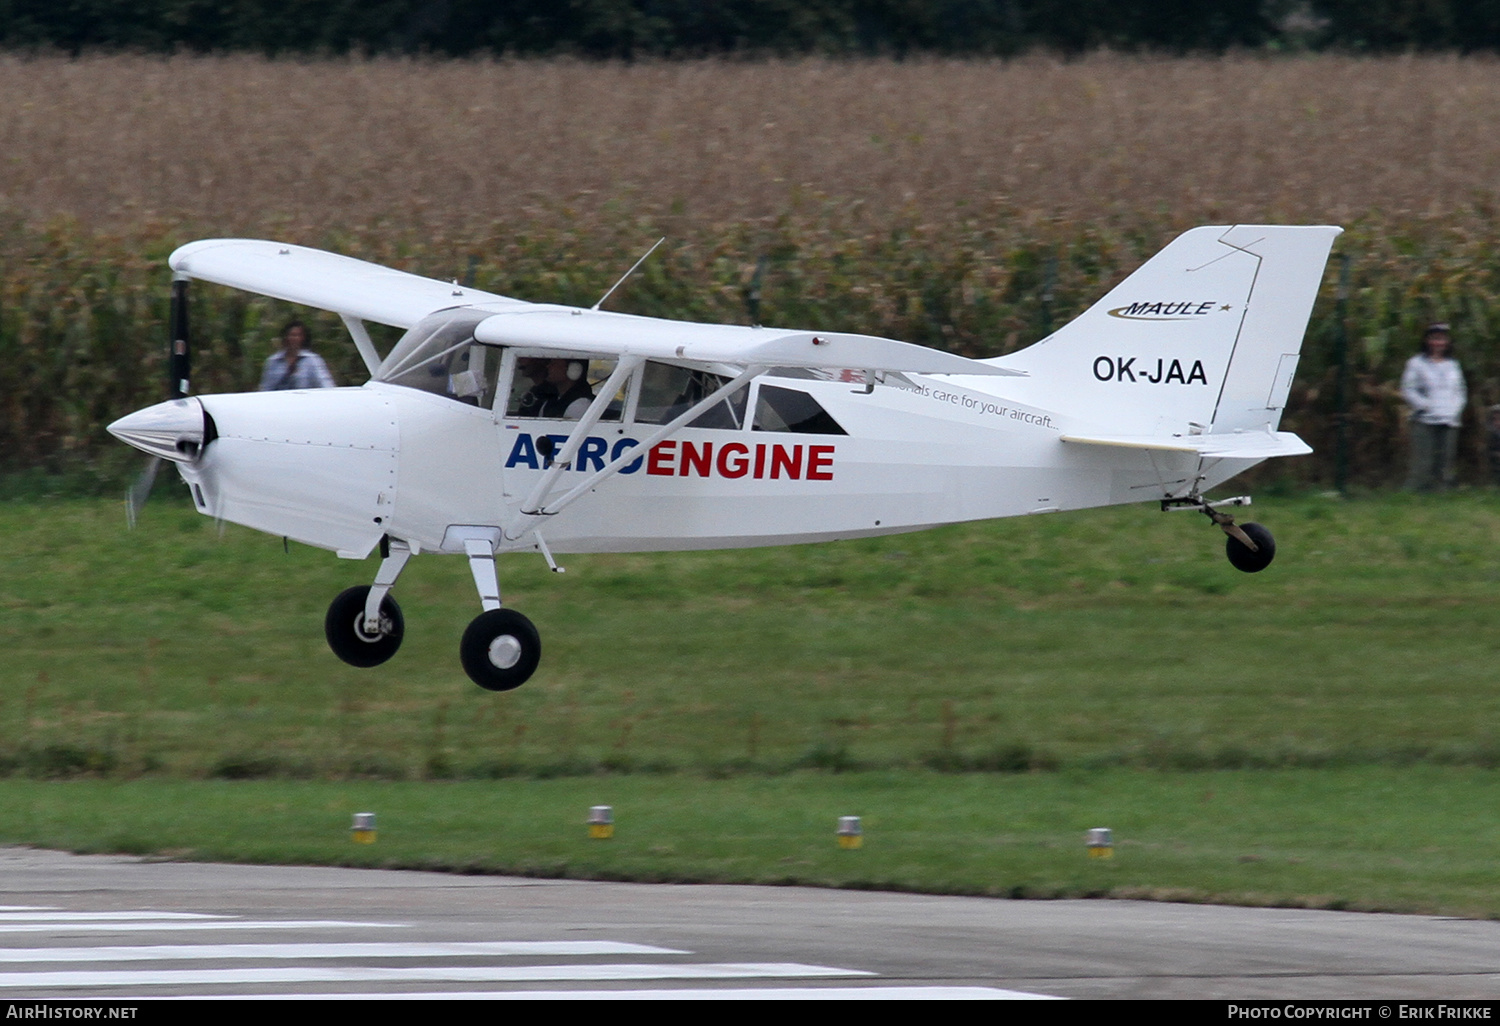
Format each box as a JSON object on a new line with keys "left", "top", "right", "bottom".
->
{"left": 991, "top": 225, "right": 1341, "bottom": 437}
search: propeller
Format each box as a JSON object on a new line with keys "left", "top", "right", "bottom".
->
{"left": 123, "top": 277, "right": 192, "bottom": 525}
{"left": 168, "top": 277, "right": 191, "bottom": 400}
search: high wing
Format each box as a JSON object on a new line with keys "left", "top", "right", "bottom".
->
{"left": 173, "top": 238, "right": 1020, "bottom": 379}
{"left": 472, "top": 307, "right": 1022, "bottom": 377}
{"left": 169, "top": 239, "right": 527, "bottom": 329}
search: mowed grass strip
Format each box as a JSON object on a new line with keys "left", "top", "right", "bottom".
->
{"left": 3, "top": 767, "right": 1499, "bottom": 917}
{"left": 3, "top": 491, "right": 1500, "bottom": 777}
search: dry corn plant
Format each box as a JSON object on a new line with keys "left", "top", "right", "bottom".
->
{"left": 1, "top": 53, "right": 1499, "bottom": 236}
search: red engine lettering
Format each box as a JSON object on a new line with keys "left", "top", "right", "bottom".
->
{"left": 717, "top": 442, "right": 750, "bottom": 478}
{"left": 679, "top": 440, "right": 713, "bottom": 477}
{"left": 647, "top": 441, "right": 676, "bottom": 476}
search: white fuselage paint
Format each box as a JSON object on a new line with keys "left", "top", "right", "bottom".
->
{"left": 175, "top": 372, "right": 1256, "bottom": 560}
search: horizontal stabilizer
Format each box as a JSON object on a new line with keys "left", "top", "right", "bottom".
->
{"left": 1061, "top": 430, "right": 1312, "bottom": 459}
{"left": 473, "top": 309, "right": 1023, "bottom": 376}
{"left": 170, "top": 240, "right": 525, "bottom": 328}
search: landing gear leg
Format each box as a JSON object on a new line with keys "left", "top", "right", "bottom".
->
{"left": 325, "top": 537, "right": 412, "bottom": 667}
{"left": 459, "top": 538, "right": 540, "bottom": 691}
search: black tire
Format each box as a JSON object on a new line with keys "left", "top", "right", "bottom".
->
{"left": 325, "top": 585, "right": 404, "bottom": 667}
{"left": 460, "top": 609, "right": 541, "bottom": 691}
{"left": 1225, "top": 522, "right": 1276, "bottom": 573}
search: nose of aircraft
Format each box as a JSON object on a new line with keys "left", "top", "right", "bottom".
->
{"left": 107, "top": 398, "right": 211, "bottom": 463}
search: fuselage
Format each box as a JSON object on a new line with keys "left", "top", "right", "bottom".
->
{"left": 130, "top": 367, "right": 1250, "bottom": 560}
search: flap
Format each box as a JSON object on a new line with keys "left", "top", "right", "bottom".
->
{"left": 1061, "top": 430, "right": 1312, "bottom": 459}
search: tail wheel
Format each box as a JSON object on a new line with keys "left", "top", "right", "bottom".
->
{"left": 1225, "top": 522, "right": 1276, "bottom": 573}
{"left": 325, "top": 585, "right": 404, "bottom": 667}
{"left": 460, "top": 609, "right": 541, "bottom": 691}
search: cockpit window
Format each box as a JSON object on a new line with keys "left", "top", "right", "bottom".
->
{"left": 377, "top": 310, "right": 498, "bottom": 406}
{"left": 506, "top": 357, "right": 625, "bottom": 422}
{"left": 634, "top": 363, "right": 747, "bottom": 430}
{"left": 753, "top": 385, "right": 847, "bottom": 434}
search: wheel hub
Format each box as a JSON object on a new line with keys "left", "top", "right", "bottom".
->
{"left": 353, "top": 613, "right": 388, "bottom": 643}
{"left": 488, "top": 634, "right": 522, "bottom": 669}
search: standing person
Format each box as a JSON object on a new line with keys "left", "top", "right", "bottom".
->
{"left": 1400, "top": 323, "right": 1466, "bottom": 491}
{"left": 258, "top": 321, "right": 337, "bottom": 391}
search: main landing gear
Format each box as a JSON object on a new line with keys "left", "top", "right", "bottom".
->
{"left": 1163, "top": 495, "right": 1277, "bottom": 573}
{"left": 324, "top": 534, "right": 543, "bottom": 691}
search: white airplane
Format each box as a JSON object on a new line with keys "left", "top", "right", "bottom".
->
{"left": 109, "top": 224, "right": 1340, "bottom": 691}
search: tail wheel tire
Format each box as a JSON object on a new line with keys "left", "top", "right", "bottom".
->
{"left": 461, "top": 609, "right": 541, "bottom": 691}
{"left": 1225, "top": 522, "right": 1276, "bottom": 573}
{"left": 325, "top": 585, "right": 404, "bottom": 667}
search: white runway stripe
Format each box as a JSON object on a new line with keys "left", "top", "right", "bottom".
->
{"left": 0, "top": 941, "right": 686, "bottom": 962}
{"left": 0, "top": 919, "right": 404, "bottom": 934}
{"left": 0, "top": 961, "right": 872, "bottom": 988}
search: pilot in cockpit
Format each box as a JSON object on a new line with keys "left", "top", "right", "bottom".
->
{"left": 516, "top": 358, "right": 594, "bottom": 420}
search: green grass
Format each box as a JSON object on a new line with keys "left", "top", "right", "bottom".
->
{"left": 3, "top": 768, "right": 1499, "bottom": 917}
{"left": 7, "top": 491, "right": 1500, "bottom": 915}
{"left": 4, "top": 490, "right": 1500, "bottom": 778}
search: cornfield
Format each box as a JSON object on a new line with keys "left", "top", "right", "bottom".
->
{"left": 3, "top": 53, "right": 1500, "bottom": 488}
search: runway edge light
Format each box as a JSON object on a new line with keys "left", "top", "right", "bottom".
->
{"left": 351, "top": 812, "right": 377, "bottom": 844}
{"left": 588, "top": 805, "right": 614, "bottom": 839}
{"left": 1086, "top": 827, "right": 1113, "bottom": 859}
{"left": 837, "top": 816, "right": 863, "bottom": 849}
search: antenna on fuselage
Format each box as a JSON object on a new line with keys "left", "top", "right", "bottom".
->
{"left": 591, "top": 237, "right": 666, "bottom": 312}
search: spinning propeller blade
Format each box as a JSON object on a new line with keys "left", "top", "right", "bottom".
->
{"left": 125, "top": 457, "right": 159, "bottom": 529}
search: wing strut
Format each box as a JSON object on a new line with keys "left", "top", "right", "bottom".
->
{"left": 516, "top": 356, "right": 644, "bottom": 518}
{"left": 341, "top": 315, "right": 382, "bottom": 377}
{"left": 505, "top": 363, "right": 766, "bottom": 538}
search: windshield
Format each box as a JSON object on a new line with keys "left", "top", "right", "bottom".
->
{"left": 377, "top": 309, "right": 499, "bottom": 406}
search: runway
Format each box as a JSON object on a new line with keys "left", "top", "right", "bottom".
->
{"left": 1, "top": 847, "right": 1498, "bottom": 999}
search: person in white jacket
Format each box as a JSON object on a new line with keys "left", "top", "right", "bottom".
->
{"left": 1401, "top": 323, "right": 1466, "bottom": 491}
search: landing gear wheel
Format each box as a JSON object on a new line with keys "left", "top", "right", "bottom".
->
{"left": 1225, "top": 522, "right": 1276, "bottom": 573}
{"left": 325, "top": 585, "right": 404, "bottom": 667}
{"left": 461, "top": 609, "right": 541, "bottom": 691}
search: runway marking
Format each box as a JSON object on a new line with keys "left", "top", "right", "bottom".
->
{"left": 0, "top": 941, "right": 686, "bottom": 962}
{"left": 0, "top": 905, "right": 1061, "bottom": 999}
{"left": 0, "top": 911, "right": 225, "bottom": 921}
{"left": 0, "top": 962, "right": 872, "bottom": 988}
{"left": 175, "top": 987, "right": 1060, "bottom": 1000}
{"left": 0, "top": 920, "right": 403, "bottom": 934}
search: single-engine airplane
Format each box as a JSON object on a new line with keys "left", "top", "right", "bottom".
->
{"left": 109, "top": 224, "right": 1340, "bottom": 691}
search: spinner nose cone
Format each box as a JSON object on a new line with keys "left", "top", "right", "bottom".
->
{"left": 108, "top": 398, "right": 209, "bottom": 463}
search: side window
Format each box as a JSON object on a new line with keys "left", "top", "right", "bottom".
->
{"left": 634, "top": 363, "right": 747, "bottom": 429}
{"left": 506, "top": 357, "right": 624, "bottom": 422}
{"left": 753, "top": 385, "right": 847, "bottom": 435}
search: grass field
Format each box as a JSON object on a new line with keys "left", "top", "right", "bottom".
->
{"left": 4, "top": 488, "right": 1500, "bottom": 913}
{"left": 5, "top": 767, "right": 1500, "bottom": 917}
{"left": 6, "top": 491, "right": 1500, "bottom": 780}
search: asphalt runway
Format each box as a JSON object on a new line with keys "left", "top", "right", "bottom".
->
{"left": 1, "top": 847, "right": 1499, "bottom": 1000}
